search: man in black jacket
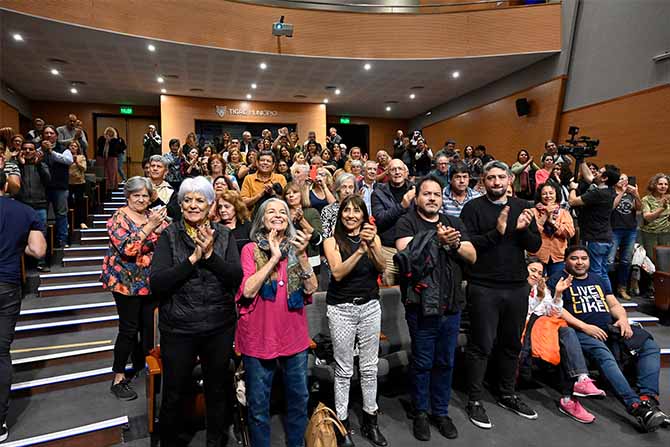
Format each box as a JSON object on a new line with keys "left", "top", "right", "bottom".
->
{"left": 460, "top": 160, "right": 542, "bottom": 429}
{"left": 16, "top": 141, "right": 51, "bottom": 271}
{"left": 371, "top": 158, "right": 415, "bottom": 285}
{"left": 395, "top": 175, "right": 476, "bottom": 441}
{"left": 142, "top": 124, "right": 162, "bottom": 162}
{"left": 42, "top": 125, "right": 73, "bottom": 248}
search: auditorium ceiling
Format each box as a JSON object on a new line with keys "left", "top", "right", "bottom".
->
{"left": 0, "top": 9, "right": 557, "bottom": 119}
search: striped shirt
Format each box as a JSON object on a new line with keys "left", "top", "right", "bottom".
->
{"left": 441, "top": 185, "right": 482, "bottom": 218}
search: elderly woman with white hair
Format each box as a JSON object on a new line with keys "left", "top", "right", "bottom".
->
{"left": 100, "top": 176, "right": 170, "bottom": 401}
{"left": 235, "top": 198, "right": 317, "bottom": 447}
{"left": 147, "top": 154, "right": 174, "bottom": 206}
{"left": 151, "top": 176, "right": 243, "bottom": 447}
{"left": 321, "top": 172, "right": 358, "bottom": 238}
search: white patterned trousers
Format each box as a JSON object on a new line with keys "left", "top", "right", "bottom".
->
{"left": 326, "top": 300, "right": 381, "bottom": 420}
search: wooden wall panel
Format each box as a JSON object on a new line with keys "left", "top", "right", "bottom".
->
{"left": 421, "top": 77, "right": 565, "bottom": 164}
{"left": 161, "top": 95, "right": 326, "bottom": 153}
{"left": 29, "top": 101, "right": 160, "bottom": 144}
{"left": 327, "top": 115, "right": 409, "bottom": 159}
{"left": 0, "top": 101, "right": 20, "bottom": 133}
{"left": 2, "top": 1, "right": 561, "bottom": 59}
{"left": 559, "top": 85, "right": 670, "bottom": 190}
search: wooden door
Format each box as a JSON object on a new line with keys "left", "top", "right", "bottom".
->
{"left": 127, "top": 118, "right": 160, "bottom": 178}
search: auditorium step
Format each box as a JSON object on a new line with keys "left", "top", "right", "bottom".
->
{"left": 81, "top": 236, "right": 110, "bottom": 245}
{"left": 20, "top": 300, "right": 115, "bottom": 321}
{"left": 627, "top": 311, "right": 659, "bottom": 326}
{"left": 63, "top": 255, "right": 105, "bottom": 267}
{"left": 63, "top": 246, "right": 108, "bottom": 258}
{"left": 15, "top": 314, "right": 118, "bottom": 339}
{"left": 2, "top": 416, "right": 128, "bottom": 447}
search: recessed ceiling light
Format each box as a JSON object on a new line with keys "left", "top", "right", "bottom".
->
{"left": 323, "top": 98, "right": 329, "bottom": 104}
{"left": 259, "top": 62, "right": 267, "bottom": 70}
{"left": 385, "top": 106, "right": 391, "bottom": 112}
{"left": 12, "top": 33, "right": 23, "bottom": 42}
{"left": 409, "top": 93, "right": 416, "bottom": 99}
{"left": 160, "top": 88, "right": 167, "bottom": 94}
{"left": 334, "top": 89, "right": 341, "bottom": 95}
{"left": 452, "top": 71, "right": 460, "bottom": 79}
{"left": 50, "top": 68, "right": 60, "bottom": 76}
{"left": 364, "top": 63, "right": 371, "bottom": 71}
{"left": 147, "top": 44, "right": 156, "bottom": 52}
{"left": 70, "top": 87, "right": 78, "bottom": 94}
{"left": 157, "top": 76, "right": 164, "bottom": 83}
{"left": 426, "top": 111, "right": 432, "bottom": 116}
{"left": 246, "top": 93, "right": 252, "bottom": 99}
{"left": 251, "top": 83, "right": 257, "bottom": 89}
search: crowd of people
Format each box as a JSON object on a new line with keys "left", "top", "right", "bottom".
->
{"left": 1, "top": 120, "right": 670, "bottom": 446}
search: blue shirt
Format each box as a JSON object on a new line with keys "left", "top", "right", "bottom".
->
{"left": 440, "top": 185, "right": 482, "bottom": 218}
{"left": 0, "top": 197, "right": 45, "bottom": 284}
{"left": 547, "top": 271, "right": 613, "bottom": 330}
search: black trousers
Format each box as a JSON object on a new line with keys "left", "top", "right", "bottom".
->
{"left": 68, "top": 183, "right": 86, "bottom": 228}
{"left": 159, "top": 326, "right": 235, "bottom": 447}
{"left": 465, "top": 283, "right": 529, "bottom": 401}
{"left": 0, "top": 283, "right": 21, "bottom": 426}
{"left": 112, "top": 293, "right": 158, "bottom": 374}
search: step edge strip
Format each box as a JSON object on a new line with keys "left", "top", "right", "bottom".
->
{"left": 12, "top": 345, "right": 113, "bottom": 365}
{"left": 20, "top": 301, "right": 114, "bottom": 315}
{"left": 1, "top": 416, "right": 129, "bottom": 447}
{"left": 37, "top": 282, "right": 103, "bottom": 292}
{"left": 39, "top": 270, "right": 101, "bottom": 278}
{"left": 16, "top": 315, "right": 118, "bottom": 332}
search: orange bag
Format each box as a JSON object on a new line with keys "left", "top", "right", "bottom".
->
{"left": 530, "top": 316, "right": 567, "bottom": 365}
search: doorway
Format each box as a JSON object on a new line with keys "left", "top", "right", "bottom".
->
{"left": 327, "top": 123, "right": 370, "bottom": 155}
{"left": 95, "top": 115, "right": 160, "bottom": 178}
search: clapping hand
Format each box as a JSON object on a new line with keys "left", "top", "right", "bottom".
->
{"left": 360, "top": 222, "right": 377, "bottom": 245}
{"left": 436, "top": 222, "right": 460, "bottom": 248}
{"left": 196, "top": 224, "right": 215, "bottom": 259}
{"left": 554, "top": 274, "right": 573, "bottom": 296}
{"left": 290, "top": 229, "right": 310, "bottom": 255}
{"left": 268, "top": 229, "right": 283, "bottom": 260}
{"left": 148, "top": 206, "right": 168, "bottom": 231}
{"left": 516, "top": 209, "right": 534, "bottom": 231}
{"left": 496, "top": 205, "right": 510, "bottom": 235}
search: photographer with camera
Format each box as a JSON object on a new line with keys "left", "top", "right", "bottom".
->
{"left": 568, "top": 162, "right": 620, "bottom": 292}
{"left": 240, "top": 150, "right": 287, "bottom": 212}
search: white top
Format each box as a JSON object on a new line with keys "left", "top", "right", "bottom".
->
{"left": 527, "top": 284, "right": 563, "bottom": 318}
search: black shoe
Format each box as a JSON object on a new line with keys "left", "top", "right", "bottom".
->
{"left": 0, "top": 423, "right": 8, "bottom": 442}
{"left": 630, "top": 401, "right": 665, "bottom": 432}
{"left": 430, "top": 415, "right": 458, "bottom": 439}
{"left": 412, "top": 411, "right": 431, "bottom": 441}
{"left": 497, "top": 395, "right": 538, "bottom": 420}
{"left": 336, "top": 419, "right": 355, "bottom": 447}
{"left": 466, "top": 401, "right": 492, "bottom": 429}
{"left": 36, "top": 263, "right": 50, "bottom": 272}
{"left": 361, "top": 411, "right": 387, "bottom": 446}
{"left": 110, "top": 379, "right": 138, "bottom": 401}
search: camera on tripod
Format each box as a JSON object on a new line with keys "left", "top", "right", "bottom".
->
{"left": 557, "top": 126, "right": 599, "bottom": 161}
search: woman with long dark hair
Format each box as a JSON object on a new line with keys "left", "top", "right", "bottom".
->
{"left": 323, "top": 195, "right": 387, "bottom": 446}
{"left": 511, "top": 149, "right": 539, "bottom": 200}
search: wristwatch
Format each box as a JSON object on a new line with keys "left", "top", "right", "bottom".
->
{"left": 298, "top": 268, "right": 314, "bottom": 280}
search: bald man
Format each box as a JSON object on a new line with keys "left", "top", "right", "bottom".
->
{"left": 57, "top": 113, "right": 88, "bottom": 158}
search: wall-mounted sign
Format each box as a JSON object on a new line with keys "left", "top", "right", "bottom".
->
{"left": 216, "top": 105, "right": 279, "bottom": 118}
{"left": 119, "top": 106, "right": 134, "bottom": 115}
{"left": 339, "top": 117, "right": 350, "bottom": 124}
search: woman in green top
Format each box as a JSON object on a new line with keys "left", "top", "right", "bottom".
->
{"left": 640, "top": 173, "right": 670, "bottom": 257}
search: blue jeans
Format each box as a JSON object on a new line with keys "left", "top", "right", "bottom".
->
{"left": 608, "top": 228, "right": 637, "bottom": 289}
{"left": 34, "top": 208, "right": 48, "bottom": 265}
{"left": 244, "top": 350, "right": 309, "bottom": 447}
{"left": 576, "top": 331, "right": 660, "bottom": 408}
{"left": 47, "top": 189, "right": 69, "bottom": 244}
{"left": 405, "top": 307, "right": 461, "bottom": 416}
{"left": 117, "top": 152, "right": 127, "bottom": 181}
{"left": 585, "top": 241, "right": 613, "bottom": 292}
{"left": 559, "top": 327, "right": 588, "bottom": 378}
{"left": 545, "top": 260, "right": 565, "bottom": 278}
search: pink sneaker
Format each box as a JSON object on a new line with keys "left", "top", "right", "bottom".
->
{"left": 573, "top": 378, "right": 606, "bottom": 398}
{"left": 559, "top": 398, "right": 595, "bottom": 424}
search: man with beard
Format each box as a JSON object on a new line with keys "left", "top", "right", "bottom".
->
{"left": 395, "top": 175, "right": 476, "bottom": 441}
{"left": 460, "top": 160, "right": 542, "bottom": 429}
{"left": 547, "top": 246, "right": 668, "bottom": 432}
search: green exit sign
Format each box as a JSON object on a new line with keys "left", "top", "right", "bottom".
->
{"left": 339, "top": 117, "right": 350, "bottom": 124}
{"left": 119, "top": 106, "right": 134, "bottom": 115}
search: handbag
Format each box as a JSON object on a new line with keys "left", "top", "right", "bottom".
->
{"left": 305, "top": 402, "right": 347, "bottom": 447}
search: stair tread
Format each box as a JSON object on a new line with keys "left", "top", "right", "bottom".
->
{"left": 12, "top": 353, "right": 116, "bottom": 385}
{"left": 21, "top": 292, "right": 113, "bottom": 310}
{"left": 20, "top": 301, "right": 114, "bottom": 316}
{"left": 10, "top": 326, "right": 119, "bottom": 360}
{"left": 6, "top": 380, "right": 141, "bottom": 443}
{"left": 16, "top": 314, "right": 118, "bottom": 332}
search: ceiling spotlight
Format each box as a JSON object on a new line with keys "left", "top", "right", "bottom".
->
{"left": 50, "top": 68, "right": 60, "bottom": 76}
{"left": 251, "top": 83, "right": 257, "bottom": 89}
{"left": 323, "top": 98, "right": 329, "bottom": 104}
{"left": 426, "top": 111, "right": 432, "bottom": 116}
{"left": 385, "top": 106, "right": 391, "bottom": 112}
{"left": 160, "top": 88, "right": 167, "bottom": 94}
{"left": 363, "top": 63, "right": 371, "bottom": 71}
{"left": 259, "top": 62, "right": 267, "bottom": 70}
{"left": 157, "top": 76, "right": 164, "bottom": 83}
{"left": 409, "top": 93, "right": 416, "bottom": 99}
{"left": 70, "top": 87, "right": 78, "bottom": 94}
{"left": 452, "top": 71, "right": 460, "bottom": 79}
{"left": 246, "top": 93, "right": 252, "bottom": 99}
{"left": 147, "top": 44, "right": 156, "bottom": 52}
{"left": 334, "top": 89, "right": 341, "bottom": 95}
{"left": 12, "top": 33, "right": 23, "bottom": 42}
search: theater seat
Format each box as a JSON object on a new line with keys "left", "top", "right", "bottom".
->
{"left": 653, "top": 245, "right": 670, "bottom": 312}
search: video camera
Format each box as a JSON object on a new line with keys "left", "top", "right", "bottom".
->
{"left": 557, "top": 126, "right": 599, "bottom": 161}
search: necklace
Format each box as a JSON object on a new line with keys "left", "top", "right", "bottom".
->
{"left": 346, "top": 234, "right": 361, "bottom": 244}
